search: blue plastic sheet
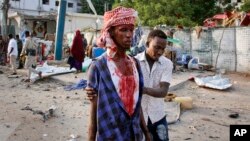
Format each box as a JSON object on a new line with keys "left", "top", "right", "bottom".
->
{"left": 64, "top": 79, "right": 87, "bottom": 91}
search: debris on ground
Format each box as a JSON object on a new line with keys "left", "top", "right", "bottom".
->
{"left": 67, "top": 134, "right": 80, "bottom": 141}
{"left": 64, "top": 79, "right": 87, "bottom": 91}
{"left": 21, "top": 105, "right": 57, "bottom": 122}
{"left": 228, "top": 113, "right": 239, "bottom": 119}
{"left": 194, "top": 75, "right": 232, "bottom": 90}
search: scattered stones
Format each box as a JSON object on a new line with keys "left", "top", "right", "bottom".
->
{"left": 209, "top": 136, "right": 219, "bottom": 139}
{"left": 188, "top": 126, "right": 197, "bottom": 131}
{"left": 229, "top": 113, "right": 239, "bottom": 119}
{"left": 43, "top": 88, "right": 50, "bottom": 91}
{"left": 83, "top": 101, "right": 90, "bottom": 104}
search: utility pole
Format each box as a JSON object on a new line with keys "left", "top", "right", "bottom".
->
{"left": 54, "top": 0, "right": 67, "bottom": 60}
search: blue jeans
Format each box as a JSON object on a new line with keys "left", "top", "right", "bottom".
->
{"left": 147, "top": 116, "right": 169, "bottom": 141}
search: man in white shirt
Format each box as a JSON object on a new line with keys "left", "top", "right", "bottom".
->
{"left": 7, "top": 34, "right": 18, "bottom": 75}
{"left": 135, "top": 29, "right": 173, "bottom": 141}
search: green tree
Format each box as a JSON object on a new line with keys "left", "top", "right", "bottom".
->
{"left": 218, "top": 0, "right": 237, "bottom": 12}
{"left": 241, "top": 0, "right": 250, "bottom": 12}
{"left": 112, "top": 0, "right": 221, "bottom": 27}
{"left": 190, "top": 0, "right": 221, "bottom": 25}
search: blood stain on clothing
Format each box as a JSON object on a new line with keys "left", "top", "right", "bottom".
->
{"left": 114, "top": 59, "right": 137, "bottom": 116}
{"left": 119, "top": 75, "right": 136, "bottom": 116}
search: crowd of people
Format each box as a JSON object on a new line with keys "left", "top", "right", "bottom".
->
{"left": 0, "top": 32, "right": 43, "bottom": 82}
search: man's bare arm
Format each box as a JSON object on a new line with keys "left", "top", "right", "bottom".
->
{"left": 143, "top": 82, "right": 170, "bottom": 98}
{"left": 88, "top": 97, "right": 97, "bottom": 141}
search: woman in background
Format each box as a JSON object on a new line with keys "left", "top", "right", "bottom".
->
{"left": 70, "top": 30, "right": 85, "bottom": 73}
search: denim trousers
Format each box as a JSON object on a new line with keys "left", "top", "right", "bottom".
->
{"left": 147, "top": 116, "right": 169, "bottom": 141}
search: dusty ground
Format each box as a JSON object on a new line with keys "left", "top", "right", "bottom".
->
{"left": 0, "top": 65, "right": 250, "bottom": 141}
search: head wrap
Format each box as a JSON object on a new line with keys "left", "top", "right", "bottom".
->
{"left": 97, "top": 6, "right": 138, "bottom": 57}
{"left": 71, "top": 30, "right": 85, "bottom": 62}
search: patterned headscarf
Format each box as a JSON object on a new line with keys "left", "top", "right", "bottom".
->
{"left": 71, "top": 30, "right": 84, "bottom": 62}
{"left": 97, "top": 6, "right": 138, "bottom": 57}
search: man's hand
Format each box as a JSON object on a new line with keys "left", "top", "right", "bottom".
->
{"left": 85, "top": 87, "right": 97, "bottom": 100}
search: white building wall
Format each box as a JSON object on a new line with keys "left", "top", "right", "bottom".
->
{"left": 236, "top": 27, "right": 250, "bottom": 72}
{"left": 10, "top": 0, "right": 81, "bottom": 15}
{"left": 8, "top": 0, "right": 103, "bottom": 38}
{"left": 211, "top": 28, "right": 236, "bottom": 71}
{"left": 64, "top": 13, "right": 103, "bottom": 33}
{"left": 188, "top": 27, "right": 250, "bottom": 73}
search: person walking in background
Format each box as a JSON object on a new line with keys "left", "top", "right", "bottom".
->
{"left": 135, "top": 29, "right": 173, "bottom": 141}
{"left": 20, "top": 31, "right": 42, "bottom": 82}
{"left": 7, "top": 34, "right": 18, "bottom": 75}
{"left": 70, "top": 30, "right": 85, "bottom": 73}
{"left": 16, "top": 34, "right": 23, "bottom": 69}
{"left": 86, "top": 6, "right": 151, "bottom": 141}
{"left": 81, "top": 33, "right": 88, "bottom": 51}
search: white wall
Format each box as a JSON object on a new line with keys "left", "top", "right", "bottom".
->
{"left": 10, "top": 0, "right": 81, "bottom": 15}
{"left": 189, "top": 27, "right": 250, "bottom": 73}
{"left": 64, "top": 13, "right": 103, "bottom": 34}
{"left": 236, "top": 27, "right": 250, "bottom": 72}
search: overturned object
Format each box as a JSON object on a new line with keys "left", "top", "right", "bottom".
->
{"left": 30, "top": 61, "right": 76, "bottom": 82}
{"left": 194, "top": 75, "right": 232, "bottom": 90}
{"left": 173, "top": 97, "right": 193, "bottom": 110}
{"left": 164, "top": 102, "right": 181, "bottom": 124}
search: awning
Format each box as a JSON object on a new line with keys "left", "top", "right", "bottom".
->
{"left": 213, "top": 14, "right": 227, "bottom": 19}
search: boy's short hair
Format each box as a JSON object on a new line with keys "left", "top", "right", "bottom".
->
{"left": 146, "top": 29, "right": 167, "bottom": 46}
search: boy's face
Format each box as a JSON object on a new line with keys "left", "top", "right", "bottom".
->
{"left": 146, "top": 37, "right": 166, "bottom": 60}
{"left": 112, "top": 24, "right": 135, "bottom": 50}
